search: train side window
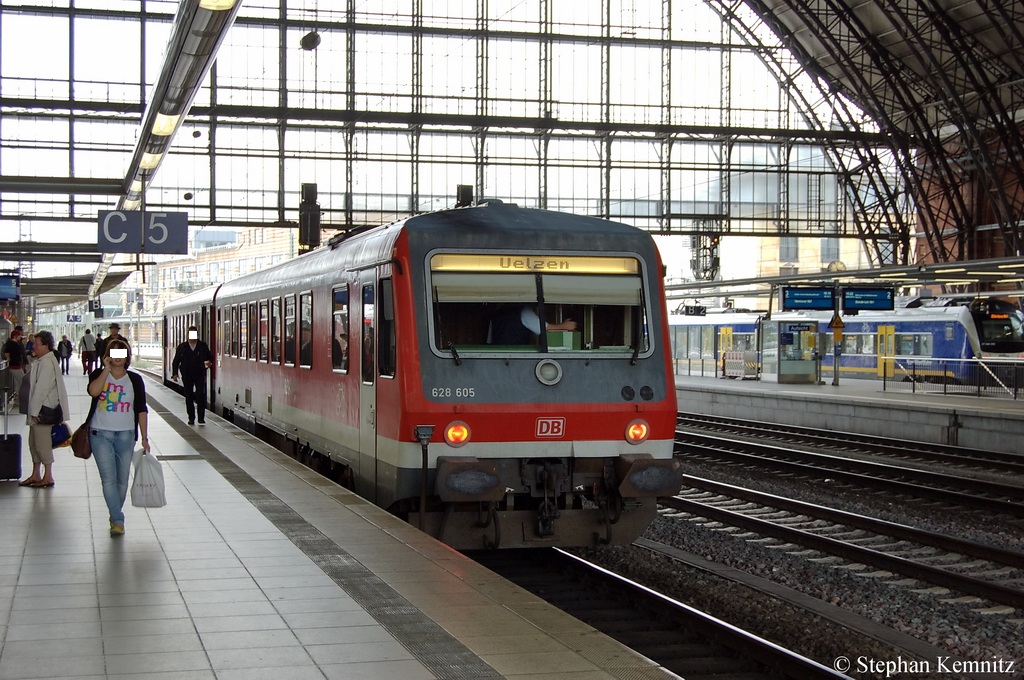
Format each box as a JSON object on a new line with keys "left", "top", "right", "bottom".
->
{"left": 378, "top": 278, "right": 395, "bottom": 378}
{"left": 284, "top": 295, "right": 296, "bottom": 365}
{"left": 248, "top": 302, "right": 259, "bottom": 360}
{"left": 239, "top": 304, "right": 248, "bottom": 360}
{"left": 232, "top": 304, "right": 241, "bottom": 357}
{"left": 259, "top": 300, "right": 269, "bottom": 362}
{"left": 270, "top": 298, "right": 282, "bottom": 364}
{"left": 362, "top": 285, "right": 375, "bottom": 384}
{"left": 299, "top": 292, "right": 312, "bottom": 368}
{"left": 332, "top": 286, "right": 349, "bottom": 372}
{"left": 218, "top": 307, "right": 227, "bottom": 356}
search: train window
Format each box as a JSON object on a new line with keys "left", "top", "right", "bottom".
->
{"left": 220, "top": 307, "right": 230, "bottom": 357}
{"left": 332, "top": 286, "right": 349, "bottom": 372}
{"left": 378, "top": 278, "right": 395, "bottom": 378}
{"left": 896, "top": 333, "right": 932, "bottom": 356}
{"left": 271, "top": 298, "right": 282, "bottom": 364}
{"left": 362, "top": 285, "right": 374, "bottom": 384}
{"left": 239, "top": 305, "right": 248, "bottom": 360}
{"left": 231, "top": 305, "right": 240, "bottom": 357}
{"left": 248, "top": 303, "right": 259, "bottom": 360}
{"left": 428, "top": 267, "right": 648, "bottom": 355}
{"left": 299, "top": 292, "right": 312, "bottom": 368}
{"left": 259, "top": 301, "right": 269, "bottom": 362}
{"left": 284, "top": 295, "right": 296, "bottom": 365}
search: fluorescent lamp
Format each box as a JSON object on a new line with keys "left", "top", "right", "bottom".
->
{"left": 199, "top": 0, "right": 238, "bottom": 9}
{"left": 139, "top": 152, "right": 161, "bottom": 169}
{"left": 123, "top": 199, "right": 141, "bottom": 210}
{"left": 152, "top": 113, "right": 181, "bottom": 136}
{"left": 935, "top": 267, "right": 965, "bottom": 273}
{"left": 130, "top": 179, "right": 145, "bottom": 193}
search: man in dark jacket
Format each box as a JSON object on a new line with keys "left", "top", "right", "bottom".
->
{"left": 170, "top": 325, "right": 214, "bottom": 425}
{"left": 2, "top": 329, "right": 26, "bottom": 406}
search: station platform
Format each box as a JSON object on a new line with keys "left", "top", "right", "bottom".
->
{"left": 0, "top": 371, "right": 679, "bottom": 680}
{"left": 675, "top": 373, "right": 1023, "bottom": 455}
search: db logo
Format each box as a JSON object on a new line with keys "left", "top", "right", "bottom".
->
{"left": 535, "top": 417, "right": 566, "bottom": 438}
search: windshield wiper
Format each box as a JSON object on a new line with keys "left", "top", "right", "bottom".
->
{"left": 630, "top": 343, "right": 640, "bottom": 365}
{"left": 448, "top": 342, "right": 462, "bottom": 366}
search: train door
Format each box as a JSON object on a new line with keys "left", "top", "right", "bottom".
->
{"left": 201, "top": 305, "right": 216, "bottom": 414}
{"left": 876, "top": 325, "right": 895, "bottom": 378}
{"left": 358, "top": 277, "right": 377, "bottom": 502}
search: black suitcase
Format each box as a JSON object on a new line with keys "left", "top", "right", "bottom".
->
{"left": 0, "top": 386, "right": 21, "bottom": 481}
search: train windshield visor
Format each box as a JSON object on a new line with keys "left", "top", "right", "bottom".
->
{"left": 429, "top": 269, "right": 649, "bottom": 354}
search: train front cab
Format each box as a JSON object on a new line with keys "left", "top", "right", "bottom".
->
{"left": 393, "top": 216, "right": 683, "bottom": 549}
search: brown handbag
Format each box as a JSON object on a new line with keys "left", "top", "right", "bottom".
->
{"left": 71, "top": 423, "right": 91, "bottom": 459}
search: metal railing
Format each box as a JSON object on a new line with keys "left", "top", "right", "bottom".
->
{"left": 882, "top": 356, "right": 1024, "bottom": 400}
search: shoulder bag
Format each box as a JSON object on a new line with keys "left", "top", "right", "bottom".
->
{"left": 71, "top": 423, "right": 91, "bottom": 459}
{"left": 37, "top": 403, "right": 63, "bottom": 425}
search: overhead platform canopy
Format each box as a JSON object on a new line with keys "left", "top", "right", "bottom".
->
{"left": 20, "top": 271, "right": 133, "bottom": 309}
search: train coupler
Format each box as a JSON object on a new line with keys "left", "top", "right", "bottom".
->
{"left": 536, "top": 500, "right": 559, "bottom": 537}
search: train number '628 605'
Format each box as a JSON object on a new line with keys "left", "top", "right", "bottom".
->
{"left": 431, "top": 386, "right": 476, "bottom": 398}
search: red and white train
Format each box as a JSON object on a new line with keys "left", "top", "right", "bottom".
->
{"left": 163, "top": 201, "right": 681, "bottom": 549}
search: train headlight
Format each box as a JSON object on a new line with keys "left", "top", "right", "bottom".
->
{"left": 444, "top": 421, "right": 471, "bottom": 447}
{"left": 625, "top": 419, "right": 650, "bottom": 444}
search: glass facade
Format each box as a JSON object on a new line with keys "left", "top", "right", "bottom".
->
{"left": 1, "top": 0, "right": 912, "bottom": 285}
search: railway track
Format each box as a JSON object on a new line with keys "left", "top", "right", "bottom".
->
{"left": 467, "top": 548, "right": 845, "bottom": 679}
{"left": 664, "top": 476, "right": 1024, "bottom": 613}
{"left": 678, "top": 411, "right": 1024, "bottom": 476}
{"left": 674, "top": 428, "right": 1024, "bottom": 519}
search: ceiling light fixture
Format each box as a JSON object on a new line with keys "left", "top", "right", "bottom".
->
{"left": 198, "top": 0, "right": 238, "bottom": 9}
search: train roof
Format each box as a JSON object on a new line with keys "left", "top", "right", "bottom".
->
{"left": 213, "top": 203, "right": 660, "bottom": 303}
{"left": 163, "top": 283, "right": 219, "bottom": 316}
{"left": 668, "top": 304, "right": 976, "bottom": 326}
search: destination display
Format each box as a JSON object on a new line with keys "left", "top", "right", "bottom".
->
{"left": 0, "top": 274, "right": 19, "bottom": 301}
{"left": 780, "top": 286, "right": 835, "bottom": 311}
{"left": 841, "top": 287, "right": 895, "bottom": 312}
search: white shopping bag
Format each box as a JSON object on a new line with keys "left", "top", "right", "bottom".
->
{"left": 131, "top": 449, "right": 167, "bottom": 508}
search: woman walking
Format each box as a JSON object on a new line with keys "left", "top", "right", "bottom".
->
{"left": 21, "top": 330, "right": 69, "bottom": 488}
{"left": 87, "top": 338, "right": 150, "bottom": 536}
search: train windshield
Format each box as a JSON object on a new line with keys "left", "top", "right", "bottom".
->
{"left": 967, "top": 298, "right": 1024, "bottom": 354}
{"left": 976, "top": 312, "right": 1024, "bottom": 353}
{"left": 428, "top": 254, "right": 649, "bottom": 355}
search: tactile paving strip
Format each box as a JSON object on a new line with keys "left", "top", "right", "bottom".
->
{"left": 148, "top": 395, "right": 502, "bottom": 679}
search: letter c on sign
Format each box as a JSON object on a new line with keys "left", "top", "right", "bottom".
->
{"left": 102, "top": 211, "right": 128, "bottom": 243}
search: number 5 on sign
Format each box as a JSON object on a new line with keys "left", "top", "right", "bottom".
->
{"left": 97, "top": 210, "right": 189, "bottom": 255}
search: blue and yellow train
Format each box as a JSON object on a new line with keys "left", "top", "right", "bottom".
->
{"left": 670, "top": 296, "right": 1024, "bottom": 383}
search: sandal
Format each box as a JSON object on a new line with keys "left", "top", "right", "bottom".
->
{"left": 18, "top": 479, "right": 41, "bottom": 487}
{"left": 30, "top": 481, "right": 55, "bottom": 488}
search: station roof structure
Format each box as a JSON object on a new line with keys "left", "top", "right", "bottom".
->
{"left": 666, "top": 256, "right": 1024, "bottom": 302}
{"left": 1, "top": 0, "right": 1022, "bottom": 306}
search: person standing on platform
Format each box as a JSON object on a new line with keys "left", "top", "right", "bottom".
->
{"left": 22, "top": 331, "right": 69, "bottom": 488}
{"left": 87, "top": 338, "right": 150, "bottom": 537}
{"left": 79, "top": 328, "right": 97, "bottom": 374}
{"left": 57, "top": 335, "right": 74, "bottom": 375}
{"left": 96, "top": 323, "right": 124, "bottom": 368}
{"left": 170, "top": 325, "right": 213, "bottom": 425}
{"left": 3, "top": 329, "right": 26, "bottom": 407}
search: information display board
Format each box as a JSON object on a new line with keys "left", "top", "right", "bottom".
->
{"left": 780, "top": 286, "right": 835, "bottom": 311}
{"left": 0, "top": 274, "right": 20, "bottom": 301}
{"left": 841, "top": 287, "right": 895, "bottom": 312}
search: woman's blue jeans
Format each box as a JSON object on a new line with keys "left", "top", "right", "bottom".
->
{"left": 90, "top": 429, "right": 135, "bottom": 524}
